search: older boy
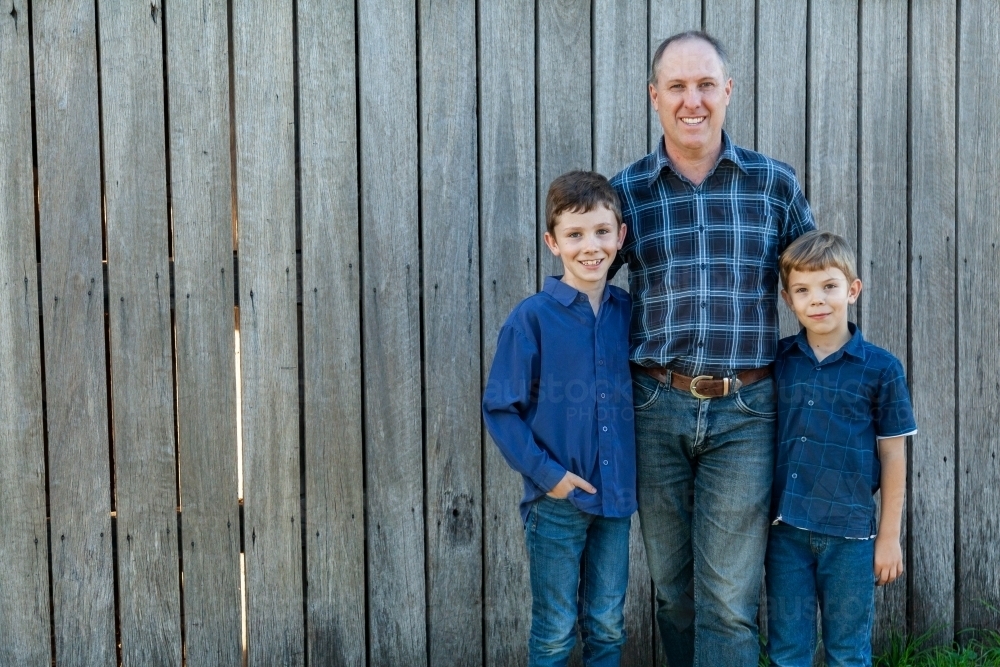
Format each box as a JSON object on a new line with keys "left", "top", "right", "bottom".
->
{"left": 767, "top": 230, "right": 917, "bottom": 667}
{"left": 482, "top": 171, "right": 636, "bottom": 666}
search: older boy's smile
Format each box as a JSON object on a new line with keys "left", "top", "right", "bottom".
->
{"left": 543, "top": 206, "right": 626, "bottom": 309}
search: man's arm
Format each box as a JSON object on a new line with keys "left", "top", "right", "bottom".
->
{"left": 874, "top": 435, "right": 905, "bottom": 586}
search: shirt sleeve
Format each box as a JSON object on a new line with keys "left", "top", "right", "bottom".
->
{"left": 481, "top": 324, "right": 567, "bottom": 492}
{"left": 874, "top": 358, "right": 918, "bottom": 438}
{"left": 779, "top": 170, "right": 817, "bottom": 253}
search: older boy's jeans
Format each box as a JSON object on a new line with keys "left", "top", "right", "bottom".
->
{"left": 765, "top": 522, "right": 875, "bottom": 667}
{"left": 631, "top": 369, "right": 775, "bottom": 667}
{"left": 524, "top": 495, "right": 632, "bottom": 667}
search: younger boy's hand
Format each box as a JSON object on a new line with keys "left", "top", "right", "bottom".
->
{"left": 874, "top": 534, "right": 903, "bottom": 586}
{"left": 546, "top": 471, "right": 597, "bottom": 499}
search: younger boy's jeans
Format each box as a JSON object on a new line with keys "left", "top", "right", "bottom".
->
{"left": 524, "top": 495, "right": 632, "bottom": 667}
{"left": 765, "top": 522, "right": 876, "bottom": 667}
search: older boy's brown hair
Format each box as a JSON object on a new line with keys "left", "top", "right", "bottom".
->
{"left": 779, "top": 230, "right": 858, "bottom": 289}
{"left": 545, "top": 171, "right": 622, "bottom": 235}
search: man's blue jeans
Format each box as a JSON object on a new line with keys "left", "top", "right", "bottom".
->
{"left": 632, "top": 369, "right": 775, "bottom": 667}
{"left": 524, "top": 495, "right": 632, "bottom": 667}
{"left": 765, "top": 522, "right": 875, "bottom": 667}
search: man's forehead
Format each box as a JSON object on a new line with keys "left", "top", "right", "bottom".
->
{"left": 658, "top": 38, "right": 727, "bottom": 78}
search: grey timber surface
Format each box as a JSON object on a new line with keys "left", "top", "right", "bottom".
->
{"left": 958, "top": 0, "right": 1000, "bottom": 633}
{"left": 537, "top": 0, "right": 592, "bottom": 284}
{"left": 910, "top": 0, "right": 957, "bottom": 642}
{"left": 298, "top": 0, "right": 366, "bottom": 664}
{"left": 33, "top": 1, "right": 117, "bottom": 664}
{"left": 859, "top": 0, "right": 909, "bottom": 649}
{"left": 166, "top": 0, "right": 243, "bottom": 663}
{"left": 232, "top": 2, "right": 303, "bottom": 664}
{"left": 98, "top": 2, "right": 181, "bottom": 664}
{"left": 704, "top": 0, "right": 755, "bottom": 149}
{"left": 480, "top": 0, "right": 536, "bottom": 664}
{"left": 358, "top": 0, "right": 426, "bottom": 663}
{"left": 419, "top": 0, "right": 483, "bottom": 664}
{"left": 0, "top": 3, "right": 50, "bottom": 664}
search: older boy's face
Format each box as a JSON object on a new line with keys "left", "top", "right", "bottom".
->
{"left": 782, "top": 267, "right": 862, "bottom": 340}
{"left": 543, "top": 206, "right": 625, "bottom": 294}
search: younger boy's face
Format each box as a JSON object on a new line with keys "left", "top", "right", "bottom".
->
{"left": 781, "top": 267, "right": 862, "bottom": 340}
{"left": 543, "top": 206, "right": 625, "bottom": 294}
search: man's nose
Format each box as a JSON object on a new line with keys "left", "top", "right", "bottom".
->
{"left": 682, "top": 87, "right": 700, "bottom": 108}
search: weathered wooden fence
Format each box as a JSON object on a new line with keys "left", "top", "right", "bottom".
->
{"left": 0, "top": 0, "right": 996, "bottom": 665}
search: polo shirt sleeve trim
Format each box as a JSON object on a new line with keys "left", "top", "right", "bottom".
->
{"left": 876, "top": 429, "right": 918, "bottom": 440}
{"left": 481, "top": 324, "right": 567, "bottom": 492}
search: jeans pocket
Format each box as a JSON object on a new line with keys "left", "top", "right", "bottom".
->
{"left": 631, "top": 373, "right": 661, "bottom": 412}
{"left": 734, "top": 380, "right": 777, "bottom": 419}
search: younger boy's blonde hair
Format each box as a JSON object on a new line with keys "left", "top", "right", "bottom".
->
{"left": 779, "top": 230, "right": 858, "bottom": 289}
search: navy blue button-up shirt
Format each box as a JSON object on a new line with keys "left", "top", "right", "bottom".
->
{"left": 482, "top": 277, "right": 637, "bottom": 523}
{"left": 772, "top": 324, "right": 917, "bottom": 538}
{"left": 610, "top": 131, "right": 815, "bottom": 376}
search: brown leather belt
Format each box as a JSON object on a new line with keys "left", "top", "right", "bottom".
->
{"left": 633, "top": 364, "right": 772, "bottom": 399}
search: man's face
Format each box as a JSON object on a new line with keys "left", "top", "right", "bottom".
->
{"left": 649, "top": 38, "right": 732, "bottom": 159}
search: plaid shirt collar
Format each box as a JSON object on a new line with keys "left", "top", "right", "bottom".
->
{"left": 643, "top": 130, "right": 748, "bottom": 188}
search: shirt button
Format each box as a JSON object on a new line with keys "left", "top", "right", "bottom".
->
{"left": 598, "top": 360, "right": 604, "bottom": 365}
{"left": 603, "top": 426, "right": 608, "bottom": 432}
{"left": 701, "top": 263, "right": 707, "bottom": 270}
{"left": 801, "top": 436, "right": 807, "bottom": 442}
{"left": 697, "top": 342, "right": 704, "bottom": 348}
{"left": 701, "top": 302, "right": 706, "bottom": 308}
{"left": 603, "top": 460, "right": 609, "bottom": 465}
{"left": 808, "top": 400, "right": 814, "bottom": 406}
{"left": 792, "top": 473, "right": 798, "bottom": 479}
{"left": 600, "top": 393, "right": 606, "bottom": 399}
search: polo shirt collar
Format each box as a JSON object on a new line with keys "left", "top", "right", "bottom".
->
{"left": 791, "top": 321, "right": 866, "bottom": 363}
{"left": 647, "top": 129, "right": 747, "bottom": 187}
{"left": 543, "top": 275, "right": 620, "bottom": 307}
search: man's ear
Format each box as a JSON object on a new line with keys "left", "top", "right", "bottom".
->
{"left": 543, "top": 231, "right": 561, "bottom": 257}
{"left": 847, "top": 278, "right": 863, "bottom": 304}
{"left": 649, "top": 83, "right": 659, "bottom": 111}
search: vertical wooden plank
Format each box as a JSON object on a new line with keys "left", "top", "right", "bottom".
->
{"left": 808, "top": 0, "right": 858, "bottom": 246}
{"left": 758, "top": 0, "right": 807, "bottom": 340}
{"left": 33, "top": 1, "right": 117, "bottom": 664}
{"left": 859, "top": 0, "right": 908, "bottom": 649}
{"left": 232, "top": 2, "right": 303, "bottom": 664}
{"left": 0, "top": 3, "right": 51, "bottom": 664}
{"left": 480, "top": 0, "right": 535, "bottom": 662}
{"left": 166, "top": 0, "right": 243, "bottom": 663}
{"left": 957, "top": 0, "right": 1000, "bottom": 634}
{"left": 298, "top": 0, "right": 365, "bottom": 664}
{"left": 593, "top": 2, "right": 652, "bottom": 663}
{"left": 909, "top": 0, "right": 956, "bottom": 643}
{"left": 358, "top": 0, "right": 426, "bottom": 664}
{"left": 419, "top": 0, "right": 483, "bottom": 665}
{"left": 537, "top": 0, "right": 591, "bottom": 284}
{"left": 704, "top": 0, "right": 755, "bottom": 149}
{"left": 648, "top": 0, "right": 701, "bottom": 152}
{"left": 98, "top": 2, "right": 181, "bottom": 664}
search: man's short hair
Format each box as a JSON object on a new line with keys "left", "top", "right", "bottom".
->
{"left": 649, "top": 31, "right": 730, "bottom": 86}
{"left": 779, "top": 230, "right": 859, "bottom": 288}
{"left": 545, "top": 170, "right": 623, "bottom": 235}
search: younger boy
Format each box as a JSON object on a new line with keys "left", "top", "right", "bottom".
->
{"left": 766, "top": 230, "right": 917, "bottom": 667}
{"left": 482, "top": 171, "right": 637, "bottom": 667}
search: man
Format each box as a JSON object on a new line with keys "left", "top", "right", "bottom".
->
{"left": 609, "top": 31, "right": 815, "bottom": 666}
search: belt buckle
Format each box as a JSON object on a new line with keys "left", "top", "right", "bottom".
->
{"left": 689, "top": 375, "right": 714, "bottom": 399}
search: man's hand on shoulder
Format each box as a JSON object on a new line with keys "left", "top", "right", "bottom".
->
{"left": 546, "top": 471, "right": 597, "bottom": 499}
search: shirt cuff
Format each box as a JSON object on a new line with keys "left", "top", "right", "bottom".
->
{"left": 534, "top": 461, "right": 568, "bottom": 493}
{"left": 876, "top": 429, "right": 918, "bottom": 440}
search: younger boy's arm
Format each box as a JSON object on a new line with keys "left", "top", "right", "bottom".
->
{"left": 874, "top": 436, "right": 906, "bottom": 586}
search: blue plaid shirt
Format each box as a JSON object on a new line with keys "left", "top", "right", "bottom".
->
{"left": 772, "top": 324, "right": 917, "bottom": 538}
{"left": 609, "top": 132, "right": 815, "bottom": 376}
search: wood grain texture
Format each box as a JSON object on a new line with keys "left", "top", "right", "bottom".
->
{"left": 537, "top": 0, "right": 591, "bottom": 285}
{"left": 297, "top": 0, "right": 365, "bottom": 664}
{"left": 419, "top": 0, "right": 483, "bottom": 665}
{"left": 0, "top": 3, "right": 51, "bottom": 664}
{"left": 33, "top": 1, "right": 117, "bottom": 664}
{"left": 593, "top": 2, "right": 652, "bottom": 662}
{"left": 232, "top": 2, "right": 303, "bottom": 664}
{"left": 704, "top": 0, "right": 755, "bottom": 149}
{"left": 808, "top": 0, "right": 858, "bottom": 245}
{"left": 648, "top": 0, "right": 701, "bottom": 152}
{"left": 909, "top": 0, "right": 956, "bottom": 642}
{"left": 957, "top": 0, "right": 1000, "bottom": 633}
{"left": 758, "top": 0, "right": 807, "bottom": 340}
{"left": 859, "top": 0, "right": 908, "bottom": 649}
{"left": 166, "top": 0, "right": 243, "bottom": 663}
{"left": 98, "top": 3, "right": 182, "bottom": 664}
{"left": 479, "top": 0, "right": 536, "bottom": 663}
{"left": 358, "top": 0, "right": 426, "bottom": 663}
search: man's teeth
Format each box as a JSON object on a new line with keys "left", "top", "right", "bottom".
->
{"left": 681, "top": 117, "right": 704, "bottom": 125}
